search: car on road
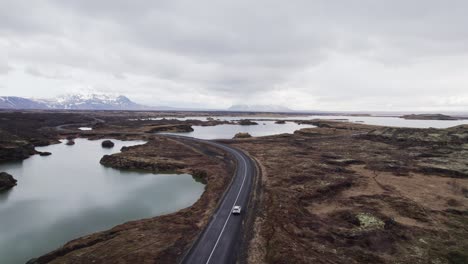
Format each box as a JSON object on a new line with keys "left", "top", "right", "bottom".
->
{"left": 232, "top": 206, "right": 241, "bottom": 215}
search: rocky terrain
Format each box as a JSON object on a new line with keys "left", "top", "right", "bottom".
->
{"left": 0, "top": 135, "right": 37, "bottom": 162}
{"left": 0, "top": 172, "right": 17, "bottom": 191}
{"left": 2, "top": 110, "right": 467, "bottom": 264}
{"left": 101, "top": 140, "right": 115, "bottom": 148}
{"left": 227, "top": 120, "right": 468, "bottom": 264}
{"left": 30, "top": 136, "right": 235, "bottom": 263}
{"left": 0, "top": 110, "right": 239, "bottom": 162}
{"left": 0, "top": 112, "right": 95, "bottom": 162}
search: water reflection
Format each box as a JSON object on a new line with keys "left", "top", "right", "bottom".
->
{"left": 166, "top": 120, "right": 315, "bottom": 139}
{"left": 303, "top": 115, "right": 468, "bottom": 128}
{"left": 147, "top": 115, "right": 468, "bottom": 129}
{"left": 0, "top": 139, "right": 204, "bottom": 264}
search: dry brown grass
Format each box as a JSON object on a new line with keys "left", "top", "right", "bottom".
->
{"left": 231, "top": 121, "right": 468, "bottom": 264}
{"left": 35, "top": 136, "right": 235, "bottom": 264}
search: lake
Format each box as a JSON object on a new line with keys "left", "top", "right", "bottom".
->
{"left": 3, "top": 114, "right": 467, "bottom": 263}
{"left": 165, "top": 120, "right": 315, "bottom": 139}
{"left": 160, "top": 115, "right": 468, "bottom": 140}
{"left": 302, "top": 115, "right": 468, "bottom": 129}
{"left": 148, "top": 115, "right": 468, "bottom": 129}
{"left": 0, "top": 139, "right": 205, "bottom": 264}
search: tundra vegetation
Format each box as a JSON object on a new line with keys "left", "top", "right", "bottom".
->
{"left": 0, "top": 111, "right": 466, "bottom": 263}
{"left": 229, "top": 120, "right": 468, "bottom": 264}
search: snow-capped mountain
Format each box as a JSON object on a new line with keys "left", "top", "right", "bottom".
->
{"left": 228, "top": 104, "right": 293, "bottom": 112}
{"left": 39, "top": 93, "right": 147, "bottom": 110}
{"left": 0, "top": 96, "right": 49, "bottom": 109}
{"left": 0, "top": 93, "right": 149, "bottom": 110}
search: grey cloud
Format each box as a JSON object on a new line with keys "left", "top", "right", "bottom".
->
{"left": 24, "top": 66, "right": 70, "bottom": 79}
{"left": 1, "top": 0, "right": 468, "bottom": 110}
{"left": 0, "top": 63, "right": 12, "bottom": 75}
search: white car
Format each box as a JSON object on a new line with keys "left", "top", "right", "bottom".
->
{"left": 232, "top": 205, "right": 241, "bottom": 215}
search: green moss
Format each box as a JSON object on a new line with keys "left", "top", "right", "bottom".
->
{"left": 356, "top": 213, "right": 385, "bottom": 230}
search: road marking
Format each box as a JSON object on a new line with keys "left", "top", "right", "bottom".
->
{"left": 205, "top": 149, "right": 248, "bottom": 264}
{"left": 165, "top": 136, "right": 251, "bottom": 264}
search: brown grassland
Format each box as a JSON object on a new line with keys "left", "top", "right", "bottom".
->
{"left": 0, "top": 111, "right": 467, "bottom": 263}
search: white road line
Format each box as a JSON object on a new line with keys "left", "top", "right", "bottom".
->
{"left": 205, "top": 150, "right": 248, "bottom": 264}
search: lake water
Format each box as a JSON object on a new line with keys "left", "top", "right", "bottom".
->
{"left": 3, "top": 113, "right": 467, "bottom": 263}
{"left": 0, "top": 139, "right": 205, "bottom": 264}
{"left": 161, "top": 115, "right": 468, "bottom": 140}
{"left": 148, "top": 115, "right": 468, "bottom": 129}
{"left": 166, "top": 120, "right": 315, "bottom": 139}
{"left": 302, "top": 115, "right": 468, "bottom": 129}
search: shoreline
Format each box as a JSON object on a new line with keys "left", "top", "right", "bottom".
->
{"left": 1, "top": 111, "right": 467, "bottom": 263}
{"left": 28, "top": 135, "right": 236, "bottom": 263}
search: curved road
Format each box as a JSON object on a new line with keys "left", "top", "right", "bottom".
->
{"left": 169, "top": 135, "right": 256, "bottom": 264}
{"left": 55, "top": 117, "right": 105, "bottom": 132}
{"left": 54, "top": 121, "right": 256, "bottom": 264}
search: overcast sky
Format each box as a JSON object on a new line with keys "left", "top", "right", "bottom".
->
{"left": 1, "top": 0, "right": 468, "bottom": 111}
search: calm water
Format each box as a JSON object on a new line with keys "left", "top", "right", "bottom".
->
{"left": 167, "top": 120, "right": 315, "bottom": 139}
{"left": 162, "top": 115, "right": 468, "bottom": 140}
{"left": 303, "top": 115, "right": 468, "bottom": 128}
{"left": 0, "top": 139, "right": 204, "bottom": 264}
{"left": 149, "top": 115, "right": 468, "bottom": 129}
{"left": 3, "top": 114, "right": 467, "bottom": 263}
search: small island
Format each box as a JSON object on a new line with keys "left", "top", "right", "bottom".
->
{"left": 238, "top": 119, "right": 258, "bottom": 126}
{"left": 401, "top": 114, "right": 459, "bottom": 120}
{"left": 101, "top": 140, "right": 115, "bottom": 148}
{"left": 0, "top": 172, "right": 17, "bottom": 191}
{"left": 233, "top": 132, "right": 252, "bottom": 139}
{"left": 146, "top": 124, "right": 194, "bottom": 133}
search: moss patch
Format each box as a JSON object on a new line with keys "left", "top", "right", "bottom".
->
{"left": 356, "top": 213, "right": 385, "bottom": 230}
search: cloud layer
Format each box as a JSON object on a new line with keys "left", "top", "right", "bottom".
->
{"left": 1, "top": 0, "right": 468, "bottom": 111}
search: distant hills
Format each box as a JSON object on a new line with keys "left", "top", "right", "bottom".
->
{"left": 3, "top": 95, "right": 436, "bottom": 115}
{"left": 0, "top": 96, "right": 50, "bottom": 110}
{"left": 0, "top": 93, "right": 152, "bottom": 110}
{"left": 228, "top": 104, "right": 293, "bottom": 112}
{"left": 0, "top": 94, "right": 297, "bottom": 112}
{"left": 2, "top": 94, "right": 467, "bottom": 116}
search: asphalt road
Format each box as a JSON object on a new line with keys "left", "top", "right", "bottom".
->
{"left": 55, "top": 117, "right": 105, "bottom": 132}
{"left": 170, "top": 136, "right": 256, "bottom": 264}
{"left": 53, "top": 121, "right": 256, "bottom": 264}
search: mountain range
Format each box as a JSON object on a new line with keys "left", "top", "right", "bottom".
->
{"left": 0, "top": 94, "right": 152, "bottom": 110}
{"left": 0, "top": 93, "right": 295, "bottom": 112}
